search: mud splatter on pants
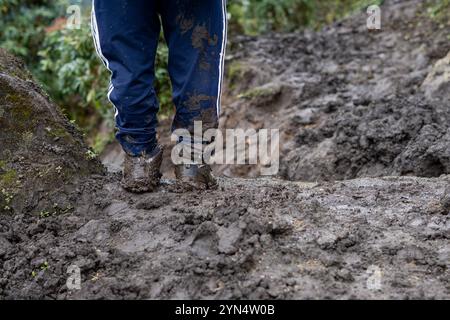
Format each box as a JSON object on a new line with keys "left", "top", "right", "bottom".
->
{"left": 91, "top": 0, "right": 227, "bottom": 156}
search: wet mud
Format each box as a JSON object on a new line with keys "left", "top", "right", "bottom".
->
{"left": 1, "top": 176, "right": 448, "bottom": 299}
{"left": 0, "top": 0, "right": 449, "bottom": 299}
{"left": 218, "top": 0, "right": 450, "bottom": 180}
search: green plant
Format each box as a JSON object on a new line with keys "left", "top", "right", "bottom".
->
{"left": 0, "top": 0, "right": 66, "bottom": 63}
{"left": 230, "top": 0, "right": 316, "bottom": 34}
{"left": 38, "top": 25, "right": 173, "bottom": 123}
{"left": 38, "top": 25, "right": 112, "bottom": 128}
{"left": 228, "top": 0, "right": 385, "bottom": 34}
{"left": 85, "top": 149, "right": 97, "bottom": 160}
{"left": 154, "top": 40, "right": 173, "bottom": 117}
{"left": 41, "top": 261, "right": 49, "bottom": 271}
{"left": 1, "top": 0, "right": 172, "bottom": 153}
{"left": 39, "top": 210, "right": 51, "bottom": 218}
{"left": 428, "top": 0, "right": 450, "bottom": 22}
{"left": 37, "top": 19, "right": 173, "bottom": 151}
{"left": 1, "top": 188, "right": 14, "bottom": 211}
{"left": 31, "top": 261, "right": 50, "bottom": 278}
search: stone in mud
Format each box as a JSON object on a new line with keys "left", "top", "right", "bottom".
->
{"left": 217, "top": 222, "right": 242, "bottom": 254}
{"left": 239, "top": 83, "right": 283, "bottom": 108}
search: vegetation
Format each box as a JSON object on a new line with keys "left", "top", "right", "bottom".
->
{"left": 227, "top": 0, "right": 384, "bottom": 34}
{"left": 0, "top": 0, "right": 65, "bottom": 63}
{"left": 428, "top": 0, "right": 450, "bottom": 22}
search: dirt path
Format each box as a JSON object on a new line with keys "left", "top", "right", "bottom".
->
{"left": 219, "top": 0, "right": 450, "bottom": 180}
{"left": 0, "top": 0, "right": 449, "bottom": 299}
{"left": 1, "top": 175, "right": 449, "bottom": 299}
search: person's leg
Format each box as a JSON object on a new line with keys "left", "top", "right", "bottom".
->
{"left": 159, "top": 0, "right": 227, "bottom": 190}
{"left": 159, "top": 0, "right": 227, "bottom": 134}
{"left": 91, "top": 0, "right": 161, "bottom": 156}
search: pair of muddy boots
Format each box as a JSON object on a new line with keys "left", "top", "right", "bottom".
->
{"left": 121, "top": 145, "right": 217, "bottom": 193}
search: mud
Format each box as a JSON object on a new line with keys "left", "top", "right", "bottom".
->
{"left": 191, "top": 25, "right": 218, "bottom": 50}
{"left": 184, "top": 94, "right": 217, "bottom": 112}
{"left": 1, "top": 175, "right": 448, "bottom": 299}
{"left": 121, "top": 145, "right": 164, "bottom": 193}
{"left": 0, "top": 48, "right": 104, "bottom": 217}
{"left": 191, "top": 24, "right": 219, "bottom": 72}
{"left": 1, "top": 0, "right": 449, "bottom": 300}
{"left": 176, "top": 14, "right": 194, "bottom": 35}
{"left": 219, "top": 0, "right": 450, "bottom": 180}
{"left": 173, "top": 164, "right": 218, "bottom": 191}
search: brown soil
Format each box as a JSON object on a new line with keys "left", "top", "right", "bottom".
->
{"left": 0, "top": 0, "right": 449, "bottom": 299}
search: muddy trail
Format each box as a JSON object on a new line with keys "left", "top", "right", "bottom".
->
{"left": 219, "top": 0, "right": 450, "bottom": 180}
{"left": 0, "top": 0, "right": 449, "bottom": 299}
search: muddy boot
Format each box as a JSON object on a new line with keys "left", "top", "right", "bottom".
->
{"left": 121, "top": 145, "right": 163, "bottom": 193}
{"left": 174, "top": 164, "right": 218, "bottom": 191}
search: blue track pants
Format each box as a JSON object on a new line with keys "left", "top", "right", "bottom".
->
{"left": 91, "top": 0, "right": 227, "bottom": 156}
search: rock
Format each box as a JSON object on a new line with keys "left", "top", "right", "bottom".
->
{"left": 217, "top": 222, "right": 243, "bottom": 254}
{"left": 0, "top": 49, "right": 104, "bottom": 215}
{"left": 336, "top": 268, "right": 354, "bottom": 282}
{"left": 292, "top": 108, "right": 318, "bottom": 125}
{"left": 317, "top": 230, "right": 338, "bottom": 248}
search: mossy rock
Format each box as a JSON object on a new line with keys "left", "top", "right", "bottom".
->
{"left": 0, "top": 49, "right": 33, "bottom": 82}
{"left": 0, "top": 48, "right": 105, "bottom": 215}
{"left": 238, "top": 83, "right": 284, "bottom": 107}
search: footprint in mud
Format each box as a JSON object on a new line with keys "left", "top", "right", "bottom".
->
{"left": 190, "top": 222, "right": 219, "bottom": 258}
